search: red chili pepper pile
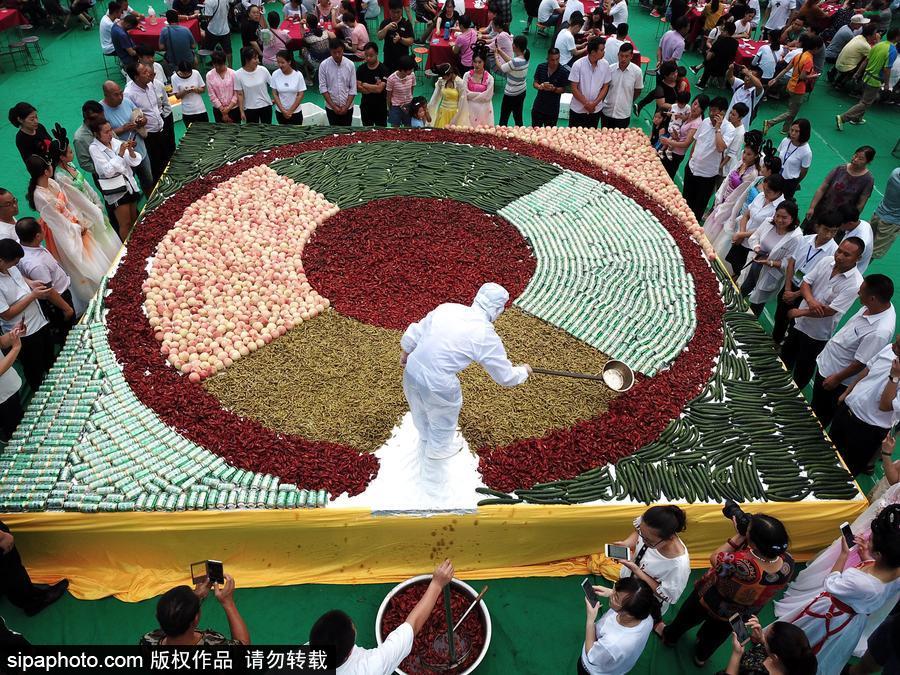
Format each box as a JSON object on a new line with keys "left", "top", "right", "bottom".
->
{"left": 303, "top": 197, "right": 535, "bottom": 331}
{"left": 105, "top": 129, "right": 723, "bottom": 496}
{"left": 380, "top": 581, "right": 487, "bottom": 674}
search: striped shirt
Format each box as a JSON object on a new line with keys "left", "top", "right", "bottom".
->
{"left": 500, "top": 56, "right": 529, "bottom": 96}
{"left": 386, "top": 71, "right": 415, "bottom": 106}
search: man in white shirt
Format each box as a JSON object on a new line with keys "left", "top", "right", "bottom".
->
{"left": 555, "top": 12, "right": 586, "bottom": 66}
{"left": 124, "top": 62, "right": 168, "bottom": 181}
{"left": 725, "top": 63, "right": 763, "bottom": 127}
{"left": 319, "top": 39, "right": 358, "bottom": 126}
{"left": 780, "top": 237, "right": 865, "bottom": 390}
{"left": 831, "top": 336, "right": 900, "bottom": 475}
{"left": 608, "top": 0, "right": 627, "bottom": 30}
{"left": 561, "top": 0, "right": 583, "bottom": 25}
{"left": 203, "top": 0, "right": 233, "bottom": 57}
{"left": 15, "top": 217, "right": 76, "bottom": 345}
{"left": 604, "top": 22, "right": 628, "bottom": 64}
{"left": 0, "top": 239, "right": 54, "bottom": 392}
{"left": 309, "top": 560, "right": 454, "bottom": 675}
{"left": 719, "top": 103, "right": 747, "bottom": 177}
{"left": 682, "top": 96, "right": 735, "bottom": 220}
{"left": 774, "top": 215, "right": 839, "bottom": 343}
{"left": 99, "top": 1, "right": 123, "bottom": 56}
{"left": 838, "top": 205, "right": 874, "bottom": 274}
{"left": 568, "top": 37, "right": 612, "bottom": 128}
{"left": 537, "top": 0, "right": 564, "bottom": 27}
{"left": 813, "top": 274, "right": 895, "bottom": 427}
{"left": 0, "top": 190, "right": 19, "bottom": 242}
{"left": 763, "top": 0, "right": 795, "bottom": 33}
{"left": 601, "top": 42, "right": 641, "bottom": 128}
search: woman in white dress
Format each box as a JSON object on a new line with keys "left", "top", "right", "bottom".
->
{"left": 88, "top": 119, "right": 143, "bottom": 240}
{"left": 462, "top": 50, "right": 494, "bottom": 127}
{"left": 25, "top": 154, "right": 121, "bottom": 309}
{"left": 703, "top": 132, "right": 765, "bottom": 255}
{"left": 49, "top": 125, "right": 121, "bottom": 268}
{"left": 608, "top": 505, "right": 692, "bottom": 619}
{"left": 776, "top": 504, "right": 900, "bottom": 675}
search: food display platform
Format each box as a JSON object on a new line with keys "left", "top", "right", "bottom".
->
{"left": 0, "top": 126, "right": 865, "bottom": 601}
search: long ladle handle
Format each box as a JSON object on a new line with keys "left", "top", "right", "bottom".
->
{"left": 453, "top": 585, "right": 489, "bottom": 632}
{"left": 531, "top": 367, "right": 606, "bottom": 382}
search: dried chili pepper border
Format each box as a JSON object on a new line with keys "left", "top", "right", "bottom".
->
{"left": 105, "top": 129, "right": 723, "bottom": 496}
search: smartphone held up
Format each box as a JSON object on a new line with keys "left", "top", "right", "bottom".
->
{"left": 191, "top": 559, "right": 224, "bottom": 585}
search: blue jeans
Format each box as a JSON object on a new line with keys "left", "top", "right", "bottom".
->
{"left": 388, "top": 104, "right": 411, "bottom": 126}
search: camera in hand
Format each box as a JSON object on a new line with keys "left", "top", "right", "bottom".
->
{"left": 722, "top": 499, "right": 752, "bottom": 535}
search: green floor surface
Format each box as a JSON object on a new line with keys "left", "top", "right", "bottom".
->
{"left": 0, "top": 570, "right": 785, "bottom": 673}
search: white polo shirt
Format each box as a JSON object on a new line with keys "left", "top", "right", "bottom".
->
{"left": 18, "top": 246, "right": 71, "bottom": 295}
{"left": 0, "top": 266, "right": 48, "bottom": 336}
{"left": 789, "top": 234, "right": 838, "bottom": 287}
{"left": 337, "top": 622, "right": 414, "bottom": 675}
{"left": 569, "top": 56, "right": 612, "bottom": 114}
{"left": 777, "top": 138, "right": 812, "bottom": 180}
{"left": 0, "top": 220, "right": 17, "bottom": 242}
{"left": 846, "top": 344, "right": 900, "bottom": 429}
{"left": 794, "top": 257, "right": 864, "bottom": 341}
{"left": 842, "top": 220, "right": 874, "bottom": 274}
{"left": 603, "top": 62, "right": 642, "bottom": 119}
{"left": 816, "top": 305, "right": 896, "bottom": 386}
{"left": 609, "top": 0, "right": 628, "bottom": 26}
{"left": 688, "top": 118, "right": 736, "bottom": 178}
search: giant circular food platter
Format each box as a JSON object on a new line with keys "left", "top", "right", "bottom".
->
{"left": 0, "top": 126, "right": 865, "bottom": 599}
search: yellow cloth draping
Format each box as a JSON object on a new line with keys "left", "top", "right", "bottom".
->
{"left": 2, "top": 498, "right": 866, "bottom": 602}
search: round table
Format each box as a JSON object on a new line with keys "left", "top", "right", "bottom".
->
{"left": 735, "top": 38, "right": 766, "bottom": 65}
{"left": 0, "top": 8, "right": 26, "bottom": 31}
{"left": 280, "top": 18, "right": 335, "bottom": 51}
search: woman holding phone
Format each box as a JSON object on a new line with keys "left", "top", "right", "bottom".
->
{"left": 723, "top": 618, "right": 816, "bottom": 674}
{"left": 600, "top": 505, "right": 691, "bottom": 617}
{"left": 579, "top": 576, "right": 660, "bottom": 675}
{"left": 775, "top": 504, "right": 900, "bottom": 672}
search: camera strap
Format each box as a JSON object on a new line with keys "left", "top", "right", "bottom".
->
{"left": 633, "top": 544, "right": 648, "bottom": 566}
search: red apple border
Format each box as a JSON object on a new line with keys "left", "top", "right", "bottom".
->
{"left": 105, "top": 129, "right": 724, "bottom": 497}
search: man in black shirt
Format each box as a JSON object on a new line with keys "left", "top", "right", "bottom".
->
{"left": 698, "top": 21, "right": 738, "bottom": 88}
{"left": 377, "top": 0, "right": 414, "bottom": 72}
{"left": 531, "top": 47, "right": 570, "bottom": 126}
{"left": 357, "top": 42, "right": 389, "bottom": 125}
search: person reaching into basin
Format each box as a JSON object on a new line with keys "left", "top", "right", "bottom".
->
{"left": 308, "top": 559, "right": 454, "bottom": 675}
{"left": 400, "top": 283, "right": 531, "bottom": 497}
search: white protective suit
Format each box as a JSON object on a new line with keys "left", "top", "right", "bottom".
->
{"left": 400, "top": 283, "right": 530, "bottom": 495}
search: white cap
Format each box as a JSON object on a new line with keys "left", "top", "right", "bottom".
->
{"left": 850, "top": 13, "right": 869, "bottom": 23}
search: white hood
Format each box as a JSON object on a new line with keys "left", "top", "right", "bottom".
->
{"left": 472, "top": 283, "right": 509, "bottom": 323}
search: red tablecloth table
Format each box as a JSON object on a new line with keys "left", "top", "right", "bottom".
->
{"left": 820, "top": 2, "right": 842, "bottom": 15}
{"left": 129, "top": 17, "right": 201, "bottom": 50}
{"left": 280, "top": 18, "right": 334, "bottom": 51}
{"left": 0, "top": 8, "right": 26, "bottom": 31}
{"left": 425, "top": 28, "right": 457, "bottom": 71}
{"left": 735, "top": 37, "right": 766, "bottom": 65}
{"left": 464, "top": 0, "right": 489, "bottom": 26}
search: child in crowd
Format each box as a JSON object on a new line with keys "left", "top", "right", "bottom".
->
{"left": 410, "top": 97, "right": 430, "bottom": 127}
{"left": 386, "top": 55, "right": 417, "bottom": 126}
{"left": 660, "top": 90, "right": 691, "bottom": 162}
{"left": 14, "top": 217, "right": 75, "bottom": 346}
{"left": 650, "top": 110, "right": 669, "bottom": 153}
{"left": 0, "top": 238, "right": 56, "bottom": 392}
